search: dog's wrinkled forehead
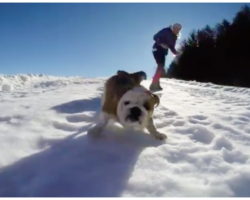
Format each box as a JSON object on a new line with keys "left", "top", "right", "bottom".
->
{"left": 131, "top": 86, "right": 148, "bottom": 93}
{"left": 121, "top": 86, "right": 151, "bottom": 103}
{"left": 115, "top": 75, "right": 134, "bottom": 86}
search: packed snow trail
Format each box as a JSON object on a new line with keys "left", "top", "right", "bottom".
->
{"left": 0, "top": 74, "right": 250, "bottom": 197}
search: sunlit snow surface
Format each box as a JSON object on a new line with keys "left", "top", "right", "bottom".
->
{"left": 0, "top": 74, "right": 250, "bottom": 197}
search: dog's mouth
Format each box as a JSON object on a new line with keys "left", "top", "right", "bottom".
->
{"left": 126, "top": 106, "right": 143, "bottom": 124}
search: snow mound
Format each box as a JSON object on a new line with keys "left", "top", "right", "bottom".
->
{"left": 167, "top": 78, "right": 250, "bottom": 97}
{"left": 2, "top": 84, "right": 13, "bottom": 92}
{"left": 0, "top": 74, "right": 106, "bottom": 92}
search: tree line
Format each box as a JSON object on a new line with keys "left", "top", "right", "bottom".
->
{"left": 166, "top": 5, "right": 250, "bottom": 88}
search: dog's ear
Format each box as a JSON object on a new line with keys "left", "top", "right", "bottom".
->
{"left": 150, "top": 93, "right": 160, "bottom": 108}
{"left": 117, "top": 70, "right": 129, "bottom": 76}
{"left": 138, "top": 71, "right": 147, "bottom": 80}
{"left": 131, "top": 71, "right": 147, "bottom": 85}
{"left": 144, "top": 92, "right": 160, "bottom": 113}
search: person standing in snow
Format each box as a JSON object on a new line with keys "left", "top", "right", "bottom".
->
{"left": 149, "top": 23, "right": 182, "bottom": 92}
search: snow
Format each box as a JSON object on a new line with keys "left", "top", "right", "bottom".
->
{"left": 2, "top": 84, "right": 13, "bottom": 92}
{"left": 0, "top": 74, "right": 250, "bottom": 197}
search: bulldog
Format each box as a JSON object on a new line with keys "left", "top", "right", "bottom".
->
{"left": 87, "top": 70, "right": 167, "bottom": 140}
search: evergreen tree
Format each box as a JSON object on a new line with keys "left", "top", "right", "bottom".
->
{"left": 166, "top": 4, "right": 250, "bottom": 87}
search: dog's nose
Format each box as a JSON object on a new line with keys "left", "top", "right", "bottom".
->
{"left": 130, "top": 107, "right": 142, "bottom": 119}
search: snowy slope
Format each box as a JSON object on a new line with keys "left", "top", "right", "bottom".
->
{"left": 0, "top": 74, "right": 250, "bottom": 197}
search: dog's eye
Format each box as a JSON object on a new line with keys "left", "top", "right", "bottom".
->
{"left": 143, "top": 102, "right": 150, "bottom": 110}
{"left": 124, "top": 101, "right": 130, "bottom": 105}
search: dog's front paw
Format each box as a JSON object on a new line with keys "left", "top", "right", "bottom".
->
{"left": 153, "top": 132, "right": 167, "bottom": 140}
{"left": 87, "top": 125, "right": 103, "bottom": 137}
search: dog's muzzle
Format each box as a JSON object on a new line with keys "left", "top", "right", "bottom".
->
{"left": 126, "top": 106, "right": 142, "bottom": 122}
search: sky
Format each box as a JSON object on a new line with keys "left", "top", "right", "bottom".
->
{"left": 0, "top": 3, "right": 248, "bottom": 78}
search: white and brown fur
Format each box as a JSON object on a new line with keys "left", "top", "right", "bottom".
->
{"left": 87, "top": 70, "right": 167, "bottom": 140}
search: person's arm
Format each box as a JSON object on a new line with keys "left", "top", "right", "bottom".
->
{"left": 154, "top": 28, "right": 178, "bottom": 54}
{"left": 165, "top": 30, "right": 178, "bottom": 55}
{"left": 169, "top": 42, "right": 178, "bottom": 55}
{"left": 153, "top": 28, "right": 165, "bottom": 43}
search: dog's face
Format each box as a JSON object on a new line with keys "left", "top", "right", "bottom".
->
{"left": 117, "top": 86, "right": 159, "bottom": 130}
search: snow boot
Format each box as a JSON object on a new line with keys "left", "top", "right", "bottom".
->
{"left": 149, "top": 82, "right": 163, "bottom": 92}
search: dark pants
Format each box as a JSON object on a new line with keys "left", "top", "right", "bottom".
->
{"left": 152, "top": 46, "right": 168, "bottom": 67}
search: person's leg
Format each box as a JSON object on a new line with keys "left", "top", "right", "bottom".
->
{"left": 150, "top": 48, "right": 165, "bottom": 91}
{"left": 161, "top": 49, "right": 168, "bottom": 78}
{"left": 152, "top": 63, "right": 164, "bottom": 85}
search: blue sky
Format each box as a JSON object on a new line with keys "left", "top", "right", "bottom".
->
{"left": 0, "top": 3, "right": 248, "bottom": 78}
